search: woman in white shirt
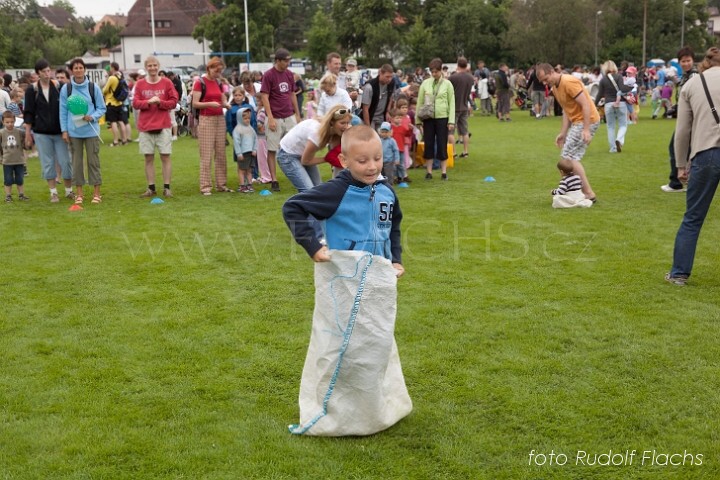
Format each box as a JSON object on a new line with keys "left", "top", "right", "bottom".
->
{"left": 316, "top": 73, "right": 352, "bottom": 117}
{"left": 276, "top": 105, "right": 352, "bottom": 192}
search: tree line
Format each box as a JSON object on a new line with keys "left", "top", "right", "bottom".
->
{"left": 1, "top": 0, "right": 717, "bottom": 69}
{"left": 0, "top": 0, "right": 124, "bottom": 69}
{"left": 198, "top": 0, "right": 717, "bottom": 69}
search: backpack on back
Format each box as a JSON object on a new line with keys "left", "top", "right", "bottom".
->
{"left": 191, "top": 76, "right": 222, "bottom": 118}
{"left": 112, "top": 74, "right": 129, "bottom": 102}
{"left": 66, "top": 81, "right": 97, "bottom": 110}
{"left": 487, "top": 73, "right": 497, "bottom": 95}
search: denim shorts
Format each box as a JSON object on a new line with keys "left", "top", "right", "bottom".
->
{"left": 3, "top": 164, "right": 24, "bottom": 186}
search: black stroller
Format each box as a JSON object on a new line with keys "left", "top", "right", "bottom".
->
{"left": 175, "top": 107, "right": 190, "bottom": 137}
{"left": 514, "top": 87, "right": 531, "bottom": 111}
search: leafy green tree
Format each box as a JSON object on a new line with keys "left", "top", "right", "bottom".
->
{"left": 6, "top": 18, "right": 55, "bottom": 67}
{"left": 0, "top": 29, "right": 11, "bottom": 68}
{"left": 95, "top": 22, "right": 123, "bottom": 49}
{"left": 193, "top": 0, "right": 287, "bottom": 64}
{"left": 306, "top": 10, "right": 337, "bottom": 66}
{"left": 402, "top": 15, "right": 436, "bottom": 67}
{"left": 396, "top": 0, "right": 423, "bottom": 25}
{"left": 50, "top": 0, "right": 75, "bottom": 14}
{"left": 428, "top": 0, "right": 507, "bottom": 64}
{"left": 78, "top": 16, "right": 96, "bottom": 31}
{"left": 277, "top": 0, "right": 323, "bottom": 52}
{"left": 1, "top": 0, "right": 37, "bottom": 18}
{"left": 506, "top": 0, "right": 595, "bottom": 66}
{"left": 45, "top": 33, "right": 83, "bottom": 65}
{"left": 363, "top": 19, "right": 400, "bottom": 65}
{"left": 332, "top": 0, "right": 396, "bottom": 54}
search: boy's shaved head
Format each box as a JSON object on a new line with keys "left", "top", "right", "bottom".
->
{"left": 341, "top": 125, "right": 378, "bottom": 156}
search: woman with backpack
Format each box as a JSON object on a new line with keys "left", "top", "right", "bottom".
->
{"left": 191, "top": 57, "right": 232, "bottom": 195}
{"left": 594, "top": 60, "right": 633, "bottom": 153}
{"left": 59, "top": 57, "right": 107, "bottom": 205}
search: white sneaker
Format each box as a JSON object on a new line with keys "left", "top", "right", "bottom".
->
{"left": 661, "top": 184, "right": 686, "bottom": 193}
{"left": 50, "top": 193, "right": 59, "bottom": 203}
{"left": 172, "top": 136, "right": 178, "bottom": 141}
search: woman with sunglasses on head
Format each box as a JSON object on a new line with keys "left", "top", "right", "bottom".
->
{"left": 277, "top": 104, "right": 353, "bottom": 192}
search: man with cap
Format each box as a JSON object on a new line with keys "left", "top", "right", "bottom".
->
{"left": 261, "top": 47, "right": 301, "bottom": 192}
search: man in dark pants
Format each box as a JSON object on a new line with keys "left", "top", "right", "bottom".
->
{"left": 661, "top": 47, "right": 697, "bottom": 193}
{"left": 448, "top": 57, "right": 475, "bottom": 157}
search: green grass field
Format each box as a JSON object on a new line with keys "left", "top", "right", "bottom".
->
{"left": 1, "top": 104, "right": 719, "bottom": 479}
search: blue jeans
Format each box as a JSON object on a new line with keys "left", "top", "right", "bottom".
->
{"left": 604, "top": 103, "right": 627, "bottom": 152}
{"left": 34, "top": 133, "right": 71, "bottom": 180}
{"left": 670, "top": 148, "right": 720, "bottom": 277}
{"left": 277, "top": 148, "right": 321, "bottom": 193}
{"left": 276, "top": 148, "right": 323, "bottom": 241}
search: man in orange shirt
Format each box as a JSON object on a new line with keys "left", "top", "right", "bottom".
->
{"left": 536, "top": 63, "right": 599, "bottom": 202}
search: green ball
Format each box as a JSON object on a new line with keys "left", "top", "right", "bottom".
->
{"left": 67, "top": 94, "right": 88, "bottom": 116}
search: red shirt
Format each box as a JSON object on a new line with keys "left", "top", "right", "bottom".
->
{"left": 391, "top": 117, "right": 413, "bottom": 148}
{"left": 260, "top": 67, "right": 296, "bottom": 119}
{"left": 132, "top": 77, "right": 179, "bottom": 132}
{"left": 324, "top": 144, "right": 343, "bottom": 168}
{"left": 192, "top": 77, "right": 224, "bottom": 116}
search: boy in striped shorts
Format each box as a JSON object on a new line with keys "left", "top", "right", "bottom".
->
{"left": 535, "top": 63, "right": 600, "bottom": 202}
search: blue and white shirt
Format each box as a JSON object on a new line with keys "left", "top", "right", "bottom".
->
{"left": 283, "top": 169, "right": 403, "bottom": 264}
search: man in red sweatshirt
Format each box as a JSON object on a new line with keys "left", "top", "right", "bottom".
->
{"left": 132, "top": 56, "right": 179, "bottom": 198}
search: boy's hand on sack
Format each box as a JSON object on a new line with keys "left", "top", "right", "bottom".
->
{"left": 312, "top": 246, "right": 331, "bottom": 262}
{"left": 393, "top": 263, "right": 405, "bottom": 278}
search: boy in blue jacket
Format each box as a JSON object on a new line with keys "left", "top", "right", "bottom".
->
{"left": 283, "top": 125, "right": 404, "bottom": 276}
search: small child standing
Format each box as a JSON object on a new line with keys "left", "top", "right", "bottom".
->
{"left": 232, "top": 107, "right": 257, "bottom": 193}
{"left": 551, "top": 159, "right": 592, "bottom": 208}
{"left": 305, "top": 89, "right": 317, "bottom": 120}
{"left": 1, "top": 111, "right": 29, "bottom": 202}
{"left": 653, "top": 81, "right": 673, "bottom": 119}
{"left": 8, "top": 89, "right": 24, "bottom": 118}
{"left": 255, "top": 94, "right": 271, "bottom": 184}
{"left": 225, "top": 86, "right": 246, "bottom": 137}
{"left": 378, "top": 122, "right": 400, "bottom": 183}
{"left": 478, "top": 75, "right": 492, "bottom": 116}
{"left": 390, "top": 109, "right": 412, "bottom": 183}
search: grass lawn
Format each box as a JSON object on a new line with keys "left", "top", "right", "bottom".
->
{"left": 1, "top": 104, "right": 719, "bottom": 479}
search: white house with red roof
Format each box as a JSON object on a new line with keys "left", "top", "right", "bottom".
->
{"left": 115, "top": 0, "right": 216, "bottom": 70}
